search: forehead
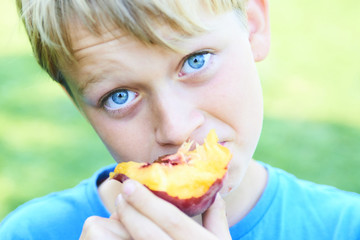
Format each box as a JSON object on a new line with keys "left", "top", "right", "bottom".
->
{"left": 70, "top": 25, "right": 127, "bottom": 53}
{"left": 64, "top": 11, "right": 248, "bottom": 95}
{"left": 68, "top": 9, "right": 246, "bottom": 55}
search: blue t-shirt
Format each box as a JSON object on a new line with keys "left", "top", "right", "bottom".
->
{"left": 229, "top": 163, "right": 360, "bottom": 239}
{"left": 1, "top": 162, "right": 359, "bottom": 240}
{"left": 0, "top": 165, "right": 114, "bottom": 239}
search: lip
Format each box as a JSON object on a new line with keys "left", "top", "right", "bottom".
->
{"left": 219, "top": 141, "right": 226, "bottom": 146}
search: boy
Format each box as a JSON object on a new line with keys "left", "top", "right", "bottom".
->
{"left": 1, "top": 0, "right": 359, "bottom": 239}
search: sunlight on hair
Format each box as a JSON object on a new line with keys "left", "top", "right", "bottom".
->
{"left": 16, "top": 0, "right": 247, "bottom": 83}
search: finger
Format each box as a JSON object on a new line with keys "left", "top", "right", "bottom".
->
{"left": 80, "top": 216, "right": 131, "bottom": 240}
{"left": 110, "top": 211, "right": 120, "bottom": 221}
{"left": 115, "top": 193, "right": 172, "bottom": 240}
{"left": 120, "top": 180, "right": 217, "bottom": 239}
{"left": 202, "top": 194, "right": 231, "bottom": 240}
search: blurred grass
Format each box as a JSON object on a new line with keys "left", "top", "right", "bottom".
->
{"left": 1, "top": 0, "right": 359, "bottom": 220}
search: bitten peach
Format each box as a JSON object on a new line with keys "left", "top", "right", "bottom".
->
{"left": 109, "top": 130, "right": 232, "bottom": 216}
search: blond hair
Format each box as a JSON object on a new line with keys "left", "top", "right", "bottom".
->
{"left": 16, "top": 0, "right": 247, "bottom": 85}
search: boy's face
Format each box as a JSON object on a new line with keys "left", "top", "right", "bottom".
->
{"left": 64, "top": 11, "right": 264, "bottom": 195}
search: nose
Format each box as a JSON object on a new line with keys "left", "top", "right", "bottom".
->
{"left": 153, "top": 91, "right": 204, "bottom": 146}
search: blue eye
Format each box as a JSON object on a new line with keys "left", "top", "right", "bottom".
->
{"left": 104, "top": 89, "right": 137, "bottom": 110}
{"left": 181, "top": 52, "right": 211, "bottom": 75}
{"left": 188, "top": 54, "right": 205, "bottom": 69}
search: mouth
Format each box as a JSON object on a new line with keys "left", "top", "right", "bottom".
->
{"left": 219, "top": 141, "right": 226, "bottom": 146}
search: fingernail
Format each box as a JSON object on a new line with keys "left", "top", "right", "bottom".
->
{"left": 122, "top": 180, "right": 136, "bottom": 196}
{"left": 115, "top": 194, "right": 124, "bottom": 207}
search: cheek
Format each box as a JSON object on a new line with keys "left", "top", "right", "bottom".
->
{"left": 80, "top": 107, "right": 155, "bottom": 163}
{"left": 202, "top": 53, "right": 263, "bottom": 193}
{"left": 220, "top": 57, "right": 263, "bottom": 155}
{"left": 201, "top": 52, "right": 263, "bottom": 132}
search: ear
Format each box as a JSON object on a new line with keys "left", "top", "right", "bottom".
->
{"left": 246, "top": 0, "right": 271, "bottom": 62}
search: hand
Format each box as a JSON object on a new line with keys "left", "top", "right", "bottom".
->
{"left": 80, "top": 179, "right": 231, "bottom": 240}
{"left": 114, "top": 179, "right": 231, "bottom": 240}
{"left": 79, "top": 214, "right": 131, "bottom": 239}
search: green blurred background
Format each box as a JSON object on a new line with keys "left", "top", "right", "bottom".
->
{"left": 1, "top": 0, "right": 359, "bottom": 220}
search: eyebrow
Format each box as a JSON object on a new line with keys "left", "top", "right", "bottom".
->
{"left": 78, "top": 73, "right": 102, "bottom": 96}
{"left": 76, "top": 58, "right": 121, "bottom": 96}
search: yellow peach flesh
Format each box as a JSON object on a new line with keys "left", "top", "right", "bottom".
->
{"left": 110, "top": 130, "right": 231, "bottom": 199}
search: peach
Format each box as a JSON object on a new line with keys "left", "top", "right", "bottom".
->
{"left": 110, "top": 129, "right": 232, "bottom": 216}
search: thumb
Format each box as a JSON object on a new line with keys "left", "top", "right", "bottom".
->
{"left": 202, "top": 194, "right": 231, "bottom": 240}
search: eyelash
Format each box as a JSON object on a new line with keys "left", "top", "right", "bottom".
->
{"left": 100, "top": 89, "right": 139, "bottom": 114}
{"left": 179, "top": 51, "right": 213, "bottom": 77}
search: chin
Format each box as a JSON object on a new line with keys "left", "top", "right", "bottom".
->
{"left": 220, "top": 153, "right": 251, "bottom": 196}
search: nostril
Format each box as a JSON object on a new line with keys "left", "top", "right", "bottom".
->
{"left": 155, "top": 127, "right": 188, "bottom": 146}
